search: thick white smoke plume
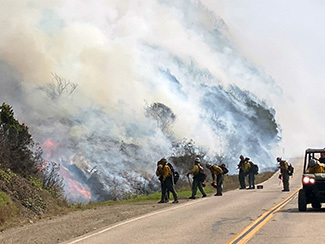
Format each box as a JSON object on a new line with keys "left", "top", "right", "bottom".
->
{"left": 0, "top": 0, "right": 282, "bottom": 202}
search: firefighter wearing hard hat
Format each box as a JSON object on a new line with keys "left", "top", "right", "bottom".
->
{"left": 237, "top": 155, "right": 247, "bottom": 189}
{"left": 307, "top": 159, "right": 325, "bottom": 173}
{"left": 206, "top": 163, "right": 224, "bottom": 196}
{"left": 187, "top": 157, "right": 207, "bottom": 199}
{"left": 156, "top": 158, "right": 178, "bottom": 203}
{"left": 277, "top": 157, "right": 290, "bottom": 192}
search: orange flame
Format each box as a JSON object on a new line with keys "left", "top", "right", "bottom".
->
{"left": 60, "top": 165, "right": 91, "bottom": 202}
{"left": 42, "top": 138, "right": 59, "bottom": 160}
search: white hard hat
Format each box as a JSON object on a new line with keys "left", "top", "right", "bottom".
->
{"left": 309, "top": 159, "right": 317, "bottom": 168}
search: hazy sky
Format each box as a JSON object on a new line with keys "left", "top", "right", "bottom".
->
{"left": 210, "top": 0, "right": 325, "bottom": 157}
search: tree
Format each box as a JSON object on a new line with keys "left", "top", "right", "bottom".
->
{"left": 0, "top": 103, "right": 63, "bottom": 196}
{"left": 145, "top": 102, "right": 176, "bottom": 134}
{"left": 0, "top": 102, "right": 38, "bottom": 176}
{"left": 170, "top": 139, "right": 207, "bottom": 174}
{"left": 40, "top": 73, "right": 78, "bottom": 100}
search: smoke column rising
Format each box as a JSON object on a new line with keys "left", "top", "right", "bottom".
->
{"left": 0, "top": 0, "right": 282, "bottom": 202}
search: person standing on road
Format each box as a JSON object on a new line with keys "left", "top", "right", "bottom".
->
{"left": 156, "top": 159, "right": 170, "bottom": 202}
{"left": 206, "top": 163, "right": 224, "bottom": 196}
{"left": 247, "top": 159, "right": 258, "bottom": 189}
{"left": 156, "top": 158, "right": 178, "bottom": 203}
{"left": 238, "top": 155, "right": 247, "bottom": 189}
{"left": 156, "top": 160, "right": 165, "bottom": 201}
{"left": 277, "top": 157, "right": 290, "bottom": 192}
{"left": 187, "top": 157, "right": 207, "bottom": 199}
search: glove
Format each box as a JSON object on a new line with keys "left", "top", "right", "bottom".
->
{"left": 186, "top": 173, "right": 189, "bottom": 177}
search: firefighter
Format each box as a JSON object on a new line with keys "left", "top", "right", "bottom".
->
{"left": 307, "top": 159, "right": 325, "bottom": 173}
{"left": 237, "top": 155, "right": 247, "bottom": 189}
{"left": 246, "top": 159, "right": 258, "bottom": 189}
{"left": 187, "top": 157, "right": 207, "bottom": 199}
{"left": 277, "top": 157, "right": 290, "bottom": 192}
{"left": 156, "top": 158, "right": 178, "bottom": 203}
{"left": 206, "top": 163, "right": 224, "bottom": 196}
{"left": 318, "top": 153, "right": 325, "bottom": 164}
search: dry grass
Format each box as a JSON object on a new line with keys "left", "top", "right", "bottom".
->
{"left": 223, "top": 171, "right": 275, "bottom": 191}
{"left": 0, "top": 191, "right": 19, "bottom": 228}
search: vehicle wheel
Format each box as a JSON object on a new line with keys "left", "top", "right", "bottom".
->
{"left": 298, "top": 189, "right": 307, "bottom": 212}
{"left": 312, "top": 201, "right": 321, "bottom": 209}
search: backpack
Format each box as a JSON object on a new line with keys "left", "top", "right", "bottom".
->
{"left": 220, "top": 165, "right": 229, "bottom": 175}
{"left": 195, "top": 164, "right": 207, "bottom": 182}
{"left": 167, "top": 163, "right": 179, "bottom": 184}
{"left": 288, "top": 164, "right": 294, "bottom": 176}
{"left": 250, "top": 162, "right": 259, "bottom": 175}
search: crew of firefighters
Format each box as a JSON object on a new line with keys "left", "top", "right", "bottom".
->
{"left": 156, "top": 154, "right": 294, "bottom": 204}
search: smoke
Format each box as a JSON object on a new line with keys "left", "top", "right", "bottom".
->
{"left": 213, "top": 0, "right": 325, "bottom": 157}
{"left": 1, "top": 0, "right": 282, "bottom": 202}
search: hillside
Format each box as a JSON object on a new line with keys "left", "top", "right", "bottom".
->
{"left": 0, "top": 103, "right": 69, "bottom": 230}
{"left": 0, "top": 102, "right": 275, "bottom": 244}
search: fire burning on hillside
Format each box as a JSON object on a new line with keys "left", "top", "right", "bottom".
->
{"left": 42, "top": 138, "right": 59, "bottom": 160}
{"left": 0, "top": 1, "right": 282, "bottom": 203}
{"left": 60, "top": 164, "right": 91, "bottom": 203}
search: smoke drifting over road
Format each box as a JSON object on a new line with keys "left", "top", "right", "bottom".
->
{"left": 0, "top": 0, "right": 281, "bottom": 202}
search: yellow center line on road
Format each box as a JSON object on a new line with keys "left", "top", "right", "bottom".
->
{"left": 225, "top": 188, "right": 300, "bottom": 244}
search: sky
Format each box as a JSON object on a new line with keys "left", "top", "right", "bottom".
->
{"left": 210, "top": 0, "right": 325, "bottom": 158}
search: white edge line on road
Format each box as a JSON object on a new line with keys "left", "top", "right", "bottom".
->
{"left": 65, "top": 199, "right": 203, "bottom": 244}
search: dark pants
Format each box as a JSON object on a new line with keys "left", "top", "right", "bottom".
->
{"left": 191, "top": 178, "right": 206, "bottom": 197}
{"left": 248, "top": 172, "right": 255, "bottom": 189}
{"left": 216, "top": 174, "right": 224, "bottom": 195}
{"left": 282, "top": 171, "right": 290, "bottom": 191}
{"left": 239, "top": 170, "right": 246, "bottom": 189}
{"left": 160, "top": 180, "right": 170, "bottom": 200}
{"left": 161, "top": 176, "right": 177, "bottom": 201}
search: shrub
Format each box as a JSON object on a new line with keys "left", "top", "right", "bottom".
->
{"left": 0, "top": 191, "right": 18, "bottom": 224}
{"left": 0, "top": 103, "right": 64, "bottom": 197}
{"left": 0, "top": 103, "right": 40, "bottom": 177}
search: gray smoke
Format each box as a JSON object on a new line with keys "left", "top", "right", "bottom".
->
{"left": 0, "top": 0, "right": 281, "bottom": 203}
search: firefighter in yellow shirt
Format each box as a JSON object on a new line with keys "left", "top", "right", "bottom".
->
{"left": 156, "top": 158, "right": 178, "bottom": 203}
{"left": 206, "top": 163, "right": 224, "bottom": 196}
{"left": 277, "top": 157, "right": 290, "bottom": 192}
{"left": 237, "top": 155, "right": 246, "bottom": 189}
{"left": 187, "top": 157, "right": 207, "bottom": 199}
{"left": 307, "top": 159, "right": 325, "bottom": 173}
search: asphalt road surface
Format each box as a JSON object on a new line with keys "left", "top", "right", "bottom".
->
{"left": 62, "top": 158, "right": 305, "bottom": 244}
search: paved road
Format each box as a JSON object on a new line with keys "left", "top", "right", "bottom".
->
{"left": 63, "top": 158, "right": 303, "bottom": 244}
{"left": 249, "top": 159, "right": 325, "bottom": 244}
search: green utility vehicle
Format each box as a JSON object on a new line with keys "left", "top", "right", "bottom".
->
{"left": 298, "top": 148, "right": 325, "bottom": 211}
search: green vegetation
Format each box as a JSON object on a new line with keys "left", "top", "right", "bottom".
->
{"left": 0, "top": 102, "right": 68, "bottom": 230}
{"left": 0, "top": 191, "right": 19, "bottom": 226}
